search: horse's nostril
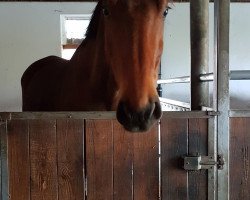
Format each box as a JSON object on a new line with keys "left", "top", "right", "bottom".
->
{"left": 153, "top": 101, "right": 162, "bottom": 120}
{"left": 116, "top": 102, "right": 127, "bottom": 125}
{"left": 144, "top": 102, "right": 155, "bottom": 120}
{"left": 116, "top": 100, "right": 162, "bottom": 132}
{"left": 144, "top": 101, "right": 162, "bottom": 121}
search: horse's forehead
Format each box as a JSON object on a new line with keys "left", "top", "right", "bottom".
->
{"left": 107, "top": 0, "right": 167, "bottom": 8}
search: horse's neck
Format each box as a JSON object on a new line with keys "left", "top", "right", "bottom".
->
{"left": 72, "top": 39, "right": 106, "bottom": 76}
{"left": 69, "top": 37, "right": 117, "bottom": 110}
{"left": 68, "top": 11, "right": 118, "bottom": 110}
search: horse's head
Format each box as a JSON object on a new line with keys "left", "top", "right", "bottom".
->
{"left": 102, "top": 0, "right": 168, "bottom": 132}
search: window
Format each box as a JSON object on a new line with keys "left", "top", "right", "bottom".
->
{"left": 61, "top": 15, "right": 91, "bottom": 60}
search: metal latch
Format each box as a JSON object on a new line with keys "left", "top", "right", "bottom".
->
{"left": 184, "top": 155, "right": 224, "bottom": 170}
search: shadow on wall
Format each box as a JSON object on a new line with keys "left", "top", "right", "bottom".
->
{"left": 0, "top": 98, "right": 21, "bottom": 112}
{"left": 231, "top": 96, "right": 250, "bottom": 110}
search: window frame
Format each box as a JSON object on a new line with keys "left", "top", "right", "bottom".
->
{"left": 60, "top": 14, "right": 91, "bottom": 50}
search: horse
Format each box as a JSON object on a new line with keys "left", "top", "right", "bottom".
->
{"left": 21, "top": 0, "right": 169, "bottom": 132}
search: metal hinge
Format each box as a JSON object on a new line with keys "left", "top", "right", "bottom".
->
{"left": 184, "top": 155, "right": 224, "bottom": 170}
{"left": 207, "top": 111, "right": 221, "bottom": 116}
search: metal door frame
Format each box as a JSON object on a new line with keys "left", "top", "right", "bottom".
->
{"left": 158, "top": 1, "right": 231, "bottom": 199}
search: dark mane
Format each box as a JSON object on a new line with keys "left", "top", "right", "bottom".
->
{"left": 85, "top": 1, "right": 102, "bottom": 39}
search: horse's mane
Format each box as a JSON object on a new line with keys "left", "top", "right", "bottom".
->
{"left": 85, "top": 1, "right": 102, "bottom": 39}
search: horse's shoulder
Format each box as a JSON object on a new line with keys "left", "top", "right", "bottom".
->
{"left": 21, "top": 56, "right": 67, "bottom": 88}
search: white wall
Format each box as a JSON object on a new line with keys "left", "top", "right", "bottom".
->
{"left": 0, "top": 2, "right": 250, "bottom": 111}
{"left": 0, "top": 2, "right": 96, "bottom": 111}
{"left": 229, "top": 4, "right": 250, "bottom": 109}
{"left": 161, "top": 3, "right": 250, "bottom": 109}
{"left": 161, "top": 3, "right": 192, "bottom": 103}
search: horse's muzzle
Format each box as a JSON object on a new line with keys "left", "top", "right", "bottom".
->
{"left": 116, "top": 101, "right": 162, "bottom": 132}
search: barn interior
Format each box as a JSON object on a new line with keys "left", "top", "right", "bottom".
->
{"left": 0, "top": 1, "right": 249, "bottom": 200}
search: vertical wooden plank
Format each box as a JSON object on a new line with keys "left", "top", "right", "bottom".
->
{"left": 8, "top": 120, "right": 30, "bottom": 200}
{"left": 30, "top": 119, "right": 58, "bottom": 200}
{"left": 113, "top": 121, "right": 133, "bottom": 199}
{"left": 133, "top": 124, "right": 159, "bottom": 200}
{"left": 85, "top": 120, "right": 113, "bottom": 200}
{"left": 188, "top": 119, "right": 208, "bottom": 199}
{"left": 230, "top": 118, "right": 250, "bottom": 200}
{"left": 161, "top": 116, "right": 188, "bottom": 200}
{"left": 57, "top": 119, "right": 85, "bottom": 200}
{"left": 0, "top": 120, "right": 8, "bottom": 200}
{"left": 0, "top": 121, "right": 2, "bottom": 200}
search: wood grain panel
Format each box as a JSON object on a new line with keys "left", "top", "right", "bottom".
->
{"left": 188, "top": 119, "right": 208, "bottom": 200}
{"left": 85, "top": 120, "right": 113, "bottom": 200}
{"left": 8, "top": 120, "right": 30, "bottom": 200}
{"left": 230, "top": 118, "right": 250, "bottom": 200}
{"left": 0, "top": 122, "right": 3, "bottom": 200}
{"left": 113, "top": 121, "right": 133, "bottom": 199}
{"left": 0, "top": 120, "right": 8, "bottom": 200}
{"left": 133, "top": 124, "right": 159, "bottom": 200}
{"left": 161, "top": 116, "right": 188, "bottom": 200}
{"left": 57, "top": 119, "right": 85, "bottom": 200}
{"left": 29, "top": 119, "right": 58, "bottom": 200}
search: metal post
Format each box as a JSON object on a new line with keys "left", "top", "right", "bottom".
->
{"left": 157, "top": 62, "right": 163, "bottom": 97}
{"left": 214, "top": 0, "right": 230, "bottom": 199}
{"left": 190, "top": 2, "right": 218, "bottom": 200}
{"left": 190, "top": 0, "right": 209, "bottom": 110}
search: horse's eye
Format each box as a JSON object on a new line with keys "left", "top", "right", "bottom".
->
{"left": 163, "top": 7, "right": 170, "bottom": 17}
{"left": 102, "top": 8, "right": 110, "bottom": 16}
{"left": 163, "top": 9, "right": 168, "bottom": 17}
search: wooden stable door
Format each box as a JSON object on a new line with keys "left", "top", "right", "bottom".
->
{"left": 230, "top": 118, "right": 250, "bottom": 199}
{"left": 0, "top": 112, "right": 249, "bottom": 199}
{"left": 0, "top": 112, "right": 208, "bottom": 200}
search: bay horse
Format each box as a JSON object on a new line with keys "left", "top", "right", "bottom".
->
{"left": 21, "top": 0, "right": 169, "bottom": 132}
